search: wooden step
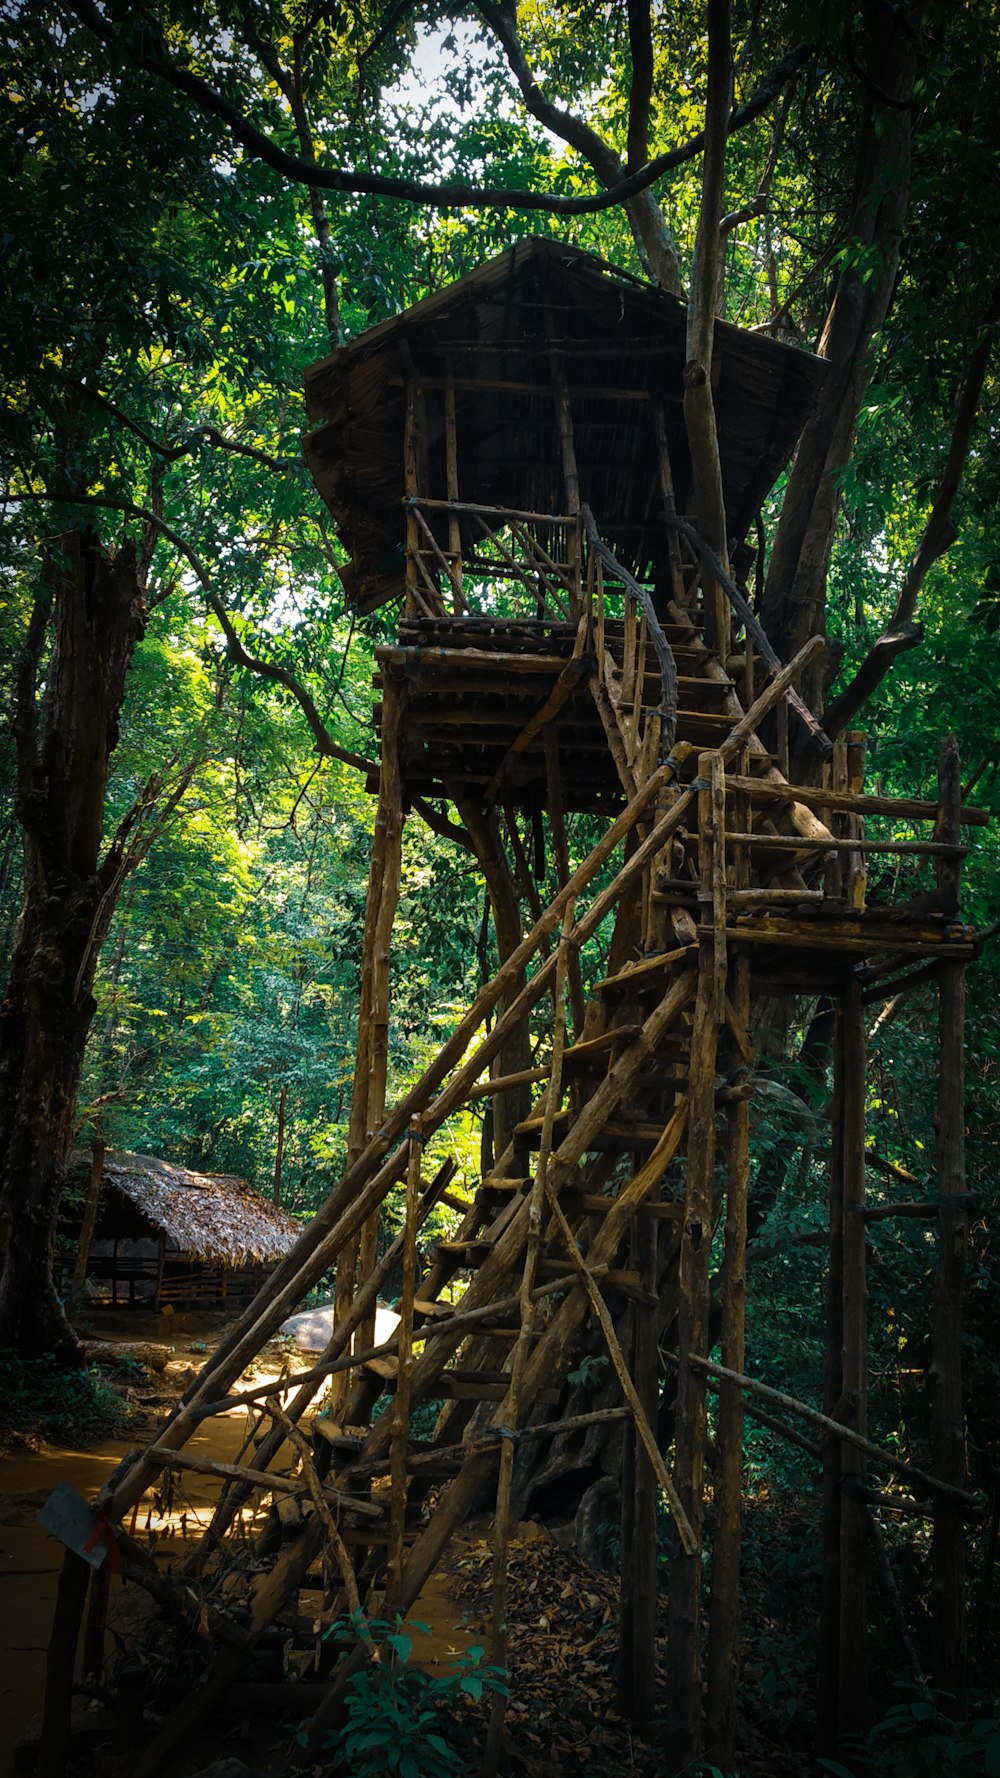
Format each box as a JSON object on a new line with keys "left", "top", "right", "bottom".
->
{"left": 561, "top": 1024, "right": 642, "bottom": 1068}
{"left": 560, "top": 1189, "right": 682, "bottom": 1221}
{"left": 594, "top": 944, "right": 697, "bottom": 997}
{"left": 516, "top": 1113, "right": 687, "bottom": 1152}
{"left": 535, "top": 1262, "right": 658, "bottom": 1306}
{"left": 433, "top": 1238, "right": 496, "bottom": 1264}
{"left": 435, "top": 1372, "right": 561, "bottom": 1403}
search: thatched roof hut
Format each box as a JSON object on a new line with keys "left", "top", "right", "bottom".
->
{"left": 85, "top": 1152, "right": 301, "bottom": 1312}
{"left": 303, "top": 236, "right": 826, "bottom": 614}
{"left": 100, "top": 1152, "right": 300, "bottom": 1263}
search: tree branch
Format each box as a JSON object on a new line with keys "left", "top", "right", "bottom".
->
{"left": 11, "top": 489, "right": 378, "bottom": 776}
{"left": 64, "top": 0, "right": 809, "bottom": 223}
{"left": 626, "top": 0, "right": 654, "bottom": 173}
{"left": 230, "top": 3, "right": 342, "bottom": 349}
{"left": 53, "top": 376, "right": 295, "bottom": 473}
{"left": 720, "top": 72, "right": 794, "bottom": 234}
{"left": 823, "top": 279, "right": 1000, "bottom": 738}
{"left": 682, "top": 0, "right": 732, "bottom": 588}
{"left": 412, "top": 795, "right": 476, "bottom": 853}
{"left": 472, "top": 0, "right": 622, "bottom": 186}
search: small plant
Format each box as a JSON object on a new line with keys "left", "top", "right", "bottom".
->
{"left": 0, "top": 1348, "right": 137, "bottom": 1448}
{"left": 315, "top": 1616, "right": 508, "bottom": 1778}
{"left": 819, "top": 1690, "right": 1000, "bottom": 1778}
{"left": 567, "top": 1352, "right": 609, "bottom": 1388}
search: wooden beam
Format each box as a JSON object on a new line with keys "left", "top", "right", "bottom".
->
{"left": 666, "top": 962, "right": 720, "bottom": 1760}
{"left": 838, "top": 976, "right": 869, "bottom": 1748}
{"left": 931, "top": 738, "right": 968, "bottom": 1714}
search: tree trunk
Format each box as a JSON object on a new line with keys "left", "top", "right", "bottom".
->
{"left": 0, "top": 530, "right": 146, "bottom": 1359}
{"left": 760, "top": 2, "right": 919, "bottom": 705}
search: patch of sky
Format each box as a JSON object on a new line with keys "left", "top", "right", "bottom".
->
{"left": 385, "top": 16, "right": 564, "bottom": 167}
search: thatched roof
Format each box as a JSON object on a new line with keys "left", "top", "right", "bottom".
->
{"left": 101, "top": 1152, "right": 302, "bottom": 1266}
{"left": 304, "top": 236, "right": 826, "bottom": 614}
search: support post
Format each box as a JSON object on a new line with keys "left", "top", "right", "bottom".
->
{"left": 38, "top": 1551, "right": 91, "bottom": 1778}
{"left": 818, "top": 995, "right": 845, "bottom": 1757}
{"left": 838, "top": 975, "right": 869, "bottom": 1749}
{"left": 387, "top": 1116, "right": 423, "bottom": 1608}
{"left": 67, "top": 1137, "right": 105, "bottom": 1323}
{"left": 665, "top": 960, "right": 720, "bottom": 1768}
{"left": 618, "top": 1212, "right": 659, "bottom": 1735}
{"left": 334, "top": 674, "right": 407, "bottom": 1399}
{"left": 706, "top": 946, "right": 751, "bottom": 1769}
{"left": 931, "top": 734, "right": 967, "bottom": 1713}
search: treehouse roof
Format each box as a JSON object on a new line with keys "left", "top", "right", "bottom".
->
{"left": 303, "top": 235, "right": 826, "bottom": 614}
{"left": 96, "top": 1152, "right": 302, "bottom": 1266}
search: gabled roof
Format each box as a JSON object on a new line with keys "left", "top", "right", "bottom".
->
{"left": 100, "top": 1152, "right": 301, "bottom": 1266}
{"left": 303, "top": 236, "right": 826, "bottom": 613}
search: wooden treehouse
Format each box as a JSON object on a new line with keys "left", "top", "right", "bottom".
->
{"left": 50, "top": 241, "right": 986, "bottom": 1777}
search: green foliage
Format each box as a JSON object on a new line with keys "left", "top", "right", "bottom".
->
{"left": 0, "top": 1350, "right": 137, "bottom": 1448}
{"left": 820, "top": 1692, "right": 1000, "bottom": 1778}
{"left": 567, "top": 1353, "right": 610, "bottom": 1388}
{"left": 313, "top": 1616, "right": 507, "bottom": 1778}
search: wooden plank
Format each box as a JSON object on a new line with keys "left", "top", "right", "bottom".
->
{"left": 729, "top": 924, "right": 976, "bottom": 959}
{"left": 720, "top": 774, "right": 989, "bottom": 827}
{"left": 593, "top": 944, "right": 697, "bottom": 996}
{"left": 721, "top": 831, "right": 968, "bottom": 858}
{"left": 377, "top": 644, "right": 589, "bottom": 677}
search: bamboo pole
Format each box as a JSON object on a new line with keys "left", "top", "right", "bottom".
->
{"left": 665, "top": 961, "right": 720, "bottom": 1768}
{"left": 387, "top": 1118, "right": 423, "bottom": 1608}
{"left": 706, "top": 945, "right": 751, "bottom": 1769}
{"left": 688, "top": 1356, "right": 978, "bottom": 1506}
{"left": 818, "top": 986, "right": 845, "bottom": 1757}
{"left": 617, "top": 1212, "right": 660, "bottom": 1733}
{"left": 443, "top": 362, "right": 465, "bottom": 612}
{"left": 544, "top": 1184, "right": 694, "bottom": 1544}
{"left": 483, "top": 902, "right": 573, "bottom": 1776}
{"left": 838, "top": 976, "right": 869, "bottom": 1748}
{"left": 181, "top": 1162, "right": 457, "bottom": 1565}
{"left": 930, "top": 735, "right": 968, "bottom": 1713}
{"left": 37, "top": 1552, "right": 91, "bottom": 1778}
{"left": 356, "top": 674, "right": 407, "bottom": 1356}
{"left": 544, "top": 726, "right": 586, "bottom": 1040}
{"left": 266, "top": 1400, "right": 371, "bottom": 1638}
{"left": 547, "top": 338, "right": 582, "bottom": 619}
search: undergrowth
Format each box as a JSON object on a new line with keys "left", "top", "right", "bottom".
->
{"left": 0, "top": 1348, "right": 138, "bottom": 1449}
{"left": 306, "top": 1616, "right": 507, "bottom": 1778}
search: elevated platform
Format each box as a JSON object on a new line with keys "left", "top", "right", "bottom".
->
{"left": 375, "top": 611, "right": 774, "bottom": 812}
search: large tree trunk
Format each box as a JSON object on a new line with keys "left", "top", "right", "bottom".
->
{"left": 0, "top": 531, "right": 146, "bottom": 1359}
{"left": 761, "top": 2, "right": 920, "bottom": 709}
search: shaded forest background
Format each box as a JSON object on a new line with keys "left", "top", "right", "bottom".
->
{"left": 2, "top": 0, "right": 1000, "bottom": 1760}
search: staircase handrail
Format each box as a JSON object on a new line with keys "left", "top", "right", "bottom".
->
{"left": 659, "top": 508, "right": 833, "bottom": 761}
{"left": 580, "top": 505, "right": 679, "bottom": 759}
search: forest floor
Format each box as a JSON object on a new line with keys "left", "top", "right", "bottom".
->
{"left": 0, "top": 1325, "right": 807, "bottom": 1778}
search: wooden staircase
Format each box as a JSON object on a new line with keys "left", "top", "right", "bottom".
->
{"left": 72, "top": 503, "right": 984, "bottom": 1778}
